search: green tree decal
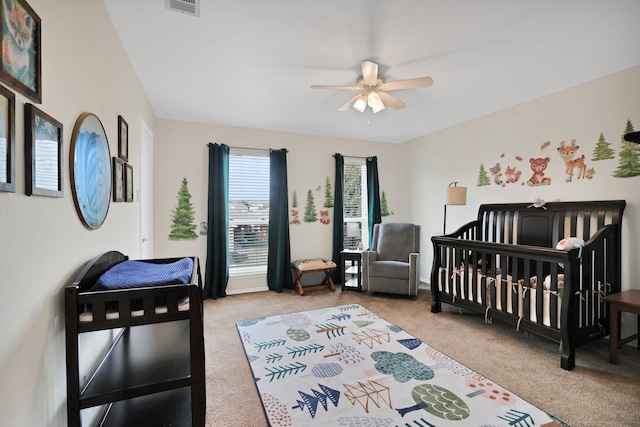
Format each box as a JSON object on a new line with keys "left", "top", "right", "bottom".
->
{"left": 324, "top": 176, "right": 334, "bottom": 208}
{"left": 381, "top": 191, "right": 390, "bottom": 216}
{"left": 613, "top": 120, "right": 640, "bottom": 178}
{"left": 303, "top": 189, "right": 318, "bottom": 222}
{"left": 291, "top": 190, "right": 298, "bottom": 208}
{"left": 169, "top": 176, "right": 198, "bottom": 240}
{"left": 592, "top": 132, "right": 615, "bottom": 161}
{"left": 477, "top": 164, "right": 491, "bottom": 186}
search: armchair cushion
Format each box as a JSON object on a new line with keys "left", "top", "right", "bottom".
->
{"left": 369, "top": 260, "right": 410, "bottom": 279}
{"left": 376, "top": 223, "right": 417, "bottom": 262}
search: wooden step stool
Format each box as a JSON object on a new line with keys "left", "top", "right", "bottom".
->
{"left": 291, "top": 258, "right": 337, "bottom": 296}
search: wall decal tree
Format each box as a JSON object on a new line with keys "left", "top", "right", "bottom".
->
{"left": 592, "top": 132, "right": 615, "bottom": 161}
{"left": 168, "top": 176, "right": 198, "bottom": 240}
{"left": 303, "top": 189, "right": 318, "bottom": 222}
{"left": 613, "top": 119, "right": 640, "bottom": 178}
{"left": 323, "top": 176, "right": 333, "bottom": 208}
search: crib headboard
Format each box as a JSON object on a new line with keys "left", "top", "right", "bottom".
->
{"left": 476, "top": 200, "right": 626, "bottom": 248}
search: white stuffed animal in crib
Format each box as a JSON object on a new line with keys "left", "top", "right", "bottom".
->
{"left": 556, "top": 237, "right": 585, "bottom": 251}
{"left": 556, "top": 237, "right": 585, "bottom": 267}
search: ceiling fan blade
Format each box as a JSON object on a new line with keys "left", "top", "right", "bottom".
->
{"left": 338, "top": 94, "right": 362, "bottom": 111}
{"left": 381, "top": 76, "right": 434, "bottom": 91}
{"left": 378, "top": 92, "right": 406, "bottom": 110}
{"left": 310, "top": 84, "right": 360, "bottom": 90}
{"left": 361, "top": 61, "right": 379, "bottom": 85}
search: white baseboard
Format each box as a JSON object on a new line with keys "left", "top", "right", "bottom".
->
{"left": 226, "top": 286, "right": 269, "bottom": 295}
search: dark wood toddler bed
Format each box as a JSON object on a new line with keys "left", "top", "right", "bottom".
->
{"left": 430, "top": 200, "right": 625, "bottom": 370}
{"left": 65, "top": 251, "right": 205, "bottom": 427}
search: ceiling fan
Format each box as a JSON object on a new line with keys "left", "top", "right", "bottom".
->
{"left": 311, "top": 60, "right": 433, "bottom": 114}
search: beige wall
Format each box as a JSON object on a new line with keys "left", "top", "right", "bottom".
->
{"left": 406, "top": 65, "right": 640, "bottom": 289}
{"left": 0, "top": 1, "right": 638, "bottom": 425}
{"left": 0, "top": 1, "right": 156, "bottom": 425}
{"left": 153, "top": 119, "right": 410, "bottom": 293}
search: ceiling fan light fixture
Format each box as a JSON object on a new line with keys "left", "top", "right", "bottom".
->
{"left": 367, "top": 90, "right": 381, "bottom": 107}
{"left": 367, "top": 89, "right": 385, "bottom": 113}
{"left": 371, "top": 100, "right": 385, "bottom": 113}
{"left": 353, "top": 94, "right": 367, "bottom": 113}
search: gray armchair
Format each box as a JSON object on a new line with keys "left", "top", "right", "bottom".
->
{"left": 362, "top": 223, "right": 420, "bottom": 296}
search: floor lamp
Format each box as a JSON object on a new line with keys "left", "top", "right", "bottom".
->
{"left": 444, "top": 182, "right": 467, "bottom": 234}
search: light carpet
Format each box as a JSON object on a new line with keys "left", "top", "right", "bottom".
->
{"left": 236, "top": 303, "right": 565, "bottom": 426}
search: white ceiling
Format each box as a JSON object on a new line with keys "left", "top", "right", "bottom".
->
{"left": 103, "top": 0, "right": 640, "bottom": 144}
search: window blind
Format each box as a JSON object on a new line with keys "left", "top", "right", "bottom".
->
{"left": 343, "top": 159, "right": 369, "bottom": 248}
{"left": 228, "top": 149, "right": 270, "bottom": 270}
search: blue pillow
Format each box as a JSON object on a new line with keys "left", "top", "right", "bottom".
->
{"left": 92, "top": 258, "right": 194, "bottom": 291}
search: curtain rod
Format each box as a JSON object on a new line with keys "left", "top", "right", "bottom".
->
{"left": 207, "top": 143, "right": 288, "bottom": 153}
{"left": 333, "top": 154, "right": 374, "bottom": 160}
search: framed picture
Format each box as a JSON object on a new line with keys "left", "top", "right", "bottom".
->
{"left": 112, "top": 157, "right": 124, "bottom": 202}
{"left": 24, "top": 103, "right": 62, "bottom": 197}
{"left": 70, "top": 112, "right": 111, "bottom": 229}
{"left": 0, "top": 0, "right": 41, "bottom": 103}
{"left": 125, "top": 163, "right": 133, "bottom": 202}
{"left": 0, "top": 84, "right": 15, "bottom": 192}
{"left": 118, "top": 115, "right": 128, "bottom": 161}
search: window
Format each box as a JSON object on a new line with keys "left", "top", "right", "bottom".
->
{"left": 228, "top": 149, "right": 269, "bottom": 273}
{"left": 343, "top": 158, "right": 368, "bottom": 249}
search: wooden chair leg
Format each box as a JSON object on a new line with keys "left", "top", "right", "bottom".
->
{"left": 292, "top": 268, "right": 305, "bottom": 296}
{"left": 322, "top": 269, "right": 336, "bottom": 292}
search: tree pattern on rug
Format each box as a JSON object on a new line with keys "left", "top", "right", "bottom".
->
{"left": 236, "top": 304, "right": 565, "bottom": 426}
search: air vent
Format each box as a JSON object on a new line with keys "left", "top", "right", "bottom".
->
{"left": 165, "top": 0, "right": 200, "bottom": 17}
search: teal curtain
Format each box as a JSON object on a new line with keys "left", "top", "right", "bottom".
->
{"left": 203, "top": 143, "right": 229, "bottom": 299}
{"left": 331, "top": 153, "right": 345, "bottom": 282}
{"left": 267, "top": 149, "right": 293, "bottom": 292}
{"left": 366, "top": 156, "right": 382, "bottom": 249}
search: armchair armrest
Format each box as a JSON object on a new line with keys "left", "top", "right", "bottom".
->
{"left": 409, "top": 252, "right": 420, "bottom": 291}
{"left": 362, "top": 250, "right": 377, "bottom": 289}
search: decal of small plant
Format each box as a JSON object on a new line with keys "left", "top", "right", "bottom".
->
{"left": 381, "top": 191, "right": 390, "bottom": 216}
{"left": 592, "top": 132, "right": 615, "bottom": 161}
{"left": 168, "top": 176, "right": 198, "bottom": 240}
{"left": 291, "top": 190, "right": 298, "bottom": 208}
{"left": 613, "top": 119, "right": 640, "bottom": 178}
{"left": 477, "top": 163, "right": 491, "bottom": 186}
{"left": 323, "top": 176, "right": 333, "bottom": 208}
{"left": 303, "top": 189, "right": 318, "bottom": 222}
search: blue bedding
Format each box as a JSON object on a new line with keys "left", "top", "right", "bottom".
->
{"left": 92, "top": 257, "right": 194, "bottom": 291}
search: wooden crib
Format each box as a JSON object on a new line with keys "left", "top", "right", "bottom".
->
{"left": 430, "top": 200, "right": 625, "bottom": 370}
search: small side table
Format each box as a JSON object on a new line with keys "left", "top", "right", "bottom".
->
{"left": 340, "top": 249, "right": 364, "bottom": 292}
{"left": 602, "top": 290, "right": 640, "bottom": 364}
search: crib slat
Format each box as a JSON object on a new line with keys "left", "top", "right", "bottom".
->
{"left": 431, "top": 198, "right": 625, "bottom": 371}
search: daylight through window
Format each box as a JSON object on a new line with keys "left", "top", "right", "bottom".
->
{"left": 343, "top": 158, "right": 369, "bottom": 249}
{"left": 228, "top": 149, "right": 270, "bottom": 273}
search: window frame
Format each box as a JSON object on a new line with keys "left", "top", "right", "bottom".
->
{"left": 343, "top": 157, "right": 369, "bottom": 249}
{"left": 228, "top": 148, "right": 270, "bottom": 277}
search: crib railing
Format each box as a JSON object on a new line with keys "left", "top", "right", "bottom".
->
{"left": 430, "top": 217, "right": 622, "bottom": 370}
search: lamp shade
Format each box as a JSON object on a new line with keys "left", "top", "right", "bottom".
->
{"left": 353, "top": 94, "right": 367, "bottom": 113}
{"left": 446, "top": 186, "right": 467, "bottom": 205}
{"left": 346, "top": 222, "right": 359, "bottom": 237}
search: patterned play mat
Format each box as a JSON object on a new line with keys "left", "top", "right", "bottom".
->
{"left": 236, "top": 304, "right": 566, "bottom": 427}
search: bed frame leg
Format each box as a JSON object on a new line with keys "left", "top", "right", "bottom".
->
{"left": 431, "top": 301, "right": 441, "bottom": 313}
{"left": 561, "top": 351, "right": 575, "bottom": 370}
